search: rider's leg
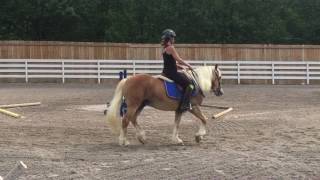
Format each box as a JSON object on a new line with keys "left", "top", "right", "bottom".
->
{"left": 173, "top": 72, "right": 194, "bottom": 112}
{"left": 168, "top": 72, "right": 194, "bottom": 112}
{"left": 177, "top": 84, "right": 194, "bottom": 112}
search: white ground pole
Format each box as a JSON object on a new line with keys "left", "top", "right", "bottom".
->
{"left": 0, "top": 102, "right": 41, "bottom": 109}
{"left": 3, "top": 161, "right": 27, "bottom": 180}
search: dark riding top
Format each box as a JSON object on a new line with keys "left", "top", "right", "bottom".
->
{"left": 162, "top": 51, "right": 177, "bottom": 76}
{"left": 162, "top": 50, "right": 191, "bottom": 89}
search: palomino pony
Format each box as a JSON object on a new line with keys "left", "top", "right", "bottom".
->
{"left": 106, "top": 65, "right": 223, "bottom": 146}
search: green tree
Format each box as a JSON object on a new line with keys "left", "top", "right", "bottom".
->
{"left": 0, "top": 0, "right": 320, "bottom": 44}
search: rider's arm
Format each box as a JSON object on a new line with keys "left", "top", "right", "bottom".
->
{"left": 176, "top": 63, "right": 186, "bottom": 70}
{"left": 167, "top": 46, "right": 193, "bottom": 69}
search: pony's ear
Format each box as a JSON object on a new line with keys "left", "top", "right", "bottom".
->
{"left": 215, "top": 64, "right": 218, "bottom": 70}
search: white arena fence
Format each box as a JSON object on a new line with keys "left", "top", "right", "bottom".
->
{"left": 0, "top": 59, "right": 320, "bottom": 84}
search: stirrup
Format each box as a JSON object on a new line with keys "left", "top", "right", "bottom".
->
{"left": 178, "top": 102, "right": 192, "bottom": 112}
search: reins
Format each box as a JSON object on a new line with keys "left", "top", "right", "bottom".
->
{"left": 188, "top": 69, "right": 205, "bottom": 97}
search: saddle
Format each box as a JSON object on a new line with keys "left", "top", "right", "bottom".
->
{"left": 154, "top": 71, "right": 204, "bottom": 100}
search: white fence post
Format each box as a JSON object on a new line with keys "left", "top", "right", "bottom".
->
{"left": 306, "top": 62, "right": 310, "bottom": 85}
{"left": 272, "top": 62, "right": 275, "bottom": 85}
{"left": 62, "top": 61, "right": 65, "bottom": 83}
{"left": 97, "top": 60, "right": 101, "bottom": 84}
{"left": 237, "top": 61, "right": 240, "bottom": 84}
{"left": 25, "top": 60, "right": 28, "bottom": 83}
{"left": 133, "top": 60, "right": 136, "bottom": 75}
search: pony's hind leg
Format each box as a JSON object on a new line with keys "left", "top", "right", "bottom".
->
{"left": 119, "top": 103, "right": 145, "bottom": 146}
{"left": 131, "top": 106, "right": 146, "bottom": 144}
{"left": 132, "top": 120, "right": 146, "bottom": 144}
{"left": 119, "top": 105, "right": 138, "bottom": 146}
{"left": 119, "top": 114, "right": 130, "bottom": 146}
{"left": 172, "top": 112, "right": 184, "bottom": 145}
{"left": 189, "top": 105, "right": 208, "bottom": 143}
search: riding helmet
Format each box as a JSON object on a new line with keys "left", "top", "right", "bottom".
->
{"left": 161, "top": 29, "right": 176, "bottom": 40}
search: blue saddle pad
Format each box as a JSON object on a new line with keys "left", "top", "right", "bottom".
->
{"left": 164, "top": 81, "right": 197, "bottom": 100}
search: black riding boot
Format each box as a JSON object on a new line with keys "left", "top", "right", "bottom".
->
{"left": 177, "top": 86, "right": 193, "bottom": 112}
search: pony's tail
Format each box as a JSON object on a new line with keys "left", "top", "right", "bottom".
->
{"left": 106, "top": 79, "right": 127, "bottom": 135}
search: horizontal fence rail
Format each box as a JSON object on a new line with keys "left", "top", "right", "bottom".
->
{"left": 1, "top": 59, "right": 320, "bottom": 84}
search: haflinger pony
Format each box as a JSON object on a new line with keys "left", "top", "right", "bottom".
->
{"left": 106, "top": 64, "right": 223, "bottom": 146}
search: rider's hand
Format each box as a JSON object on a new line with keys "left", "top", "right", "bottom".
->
{"left": 182, "top": 66, "right": 188, "bottom": 71}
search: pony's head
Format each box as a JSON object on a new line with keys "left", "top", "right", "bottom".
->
{"left": 211, "top": 64, "right": 224, "bottom": 96}
{"left": 195, "top": 64, "right": 224, "bottom": 96}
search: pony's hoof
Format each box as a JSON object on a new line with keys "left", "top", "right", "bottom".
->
{"left": 137, "top": 131, "right": 146, "bottom": 144}
{"left": 174, "top": 141, "right": 184, "bottom": 146}
{"left": 195, "top": 135, "right": 203, "bottom": 143}
{"left": 137, "top": 136, "right": 146, "bottom": 144}
{"left": 119, "top": 140, "right": 130, "bottom": 146}
{"left": 138, "top": 138, "right": 146, "bottom": 144}
{"left": 124, "top": 141, "right": 130, "bottom": 146}
{"left": 172, "top": 137, "right": 184, "bottom": 145}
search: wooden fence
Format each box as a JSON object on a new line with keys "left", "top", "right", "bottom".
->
{"left": 1, "top": 59, "right": 320, "bottom": 84}
{"left": 1, "top": 41, "right": 320, "bottom": 61}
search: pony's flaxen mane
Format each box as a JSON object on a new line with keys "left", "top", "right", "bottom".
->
{"left": 194, "top": 66, "right": 215, "bottom": 92}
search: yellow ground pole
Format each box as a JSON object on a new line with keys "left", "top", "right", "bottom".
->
{"left": 212, "top": 107, "right": 233, "bottom": 119}
{"left": 200, "top": 104, "right": 233, "bottom": 119}
{"left": 0, "top": 108, "right": 22, "bottom": 118}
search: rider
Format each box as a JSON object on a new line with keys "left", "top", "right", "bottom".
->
{"left": 161, "top": 29, "right": 194, "bottom": 112}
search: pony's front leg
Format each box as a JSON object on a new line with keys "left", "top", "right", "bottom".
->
{"left": 172, "top": 112, "right": 184, "bottom": 145}
{"left": 190, "top": 105, "right": 208, "bottom": 143}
